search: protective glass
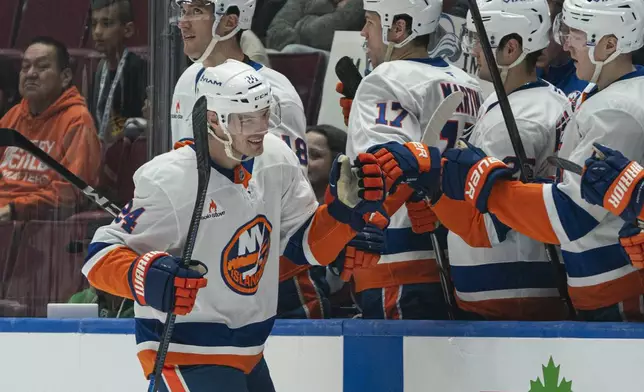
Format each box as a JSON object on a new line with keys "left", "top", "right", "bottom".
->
{"left": 460, "top": 27, "right": 480, "bottom": 55}
{"left": 552, "top": 13, "right": 587, "bottom": 49}
{"left": 226, "top": 97, "right": 283, "bottom": 135}
{"left": 170, "top": 0, "right": 214, "bottom": 26}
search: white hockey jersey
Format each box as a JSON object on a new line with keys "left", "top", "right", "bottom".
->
{"left": 82, "top": 134, "right": 355, "bottom": 376}
{"left": 171, "top": 59, "right": 308, "bottom": 166}
{"left": 435, "top": 79, "right": 573, "bottom": 320}
{"left": 345, "top": 57, "right": 482, "bottom": 293}
{"left": 486, "top": 66, "right": 644, "bottom": 311}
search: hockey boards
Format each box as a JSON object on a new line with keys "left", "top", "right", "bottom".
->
{"left": 0, "top": 128, "right": 122, "bottom": 217}
{"left": 150, "top": 96, "right": 212, "bottom": 391}
{"left": 467, "top": 0, "right": 576, "bottom": 318}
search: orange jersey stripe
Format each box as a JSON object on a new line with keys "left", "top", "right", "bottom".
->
{"left": 487, "top": 181, "right": 560, "bottom": 245}
{"left": 86, "top": 246, "right": 138, "bottom": 299}
{"left": 456, "top": 296, "right": 567, "bottom": 321}
{"left": 162, "top": 367, "right": 187, "bottom": 392}
{"left": 296, "top": 271, "right": 323, "bottom": 319}
{"left": 138, "top": 350, "right": 263, "bottom": 378}
{"left": 279, "top": 255, "right": 310, "bottom": 282}
{"left": 568, "top": 269, "right": 644, "bottom": 310}
{"left": 307, "top": 204, "right": 356, "bottom": 266}
{"left": 353, "top": 259, "right": 440, "bottom": 293}
{"left": 383, "top": 285, "right": 402, "bottom": 320}
{"left": 433, "top": 196, "right": 492, "bottom": 248}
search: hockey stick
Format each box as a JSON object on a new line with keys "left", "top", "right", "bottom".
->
{"left": 420, "top": 91, "right": 465, "bottom": 320}
{"left": 151, "top": 96, "right": 212, "bottom": 392}
{"left": 467, "top": 0, "right": 576, "bottom": 319}
{"left": 547, "top": 155, "right": 644, "bottom": 230}
{"left": 335, "top": 56, "right": 363, "bottom": 99}
{"left": 0, "top": 128, "right": 121, "bottom": 217}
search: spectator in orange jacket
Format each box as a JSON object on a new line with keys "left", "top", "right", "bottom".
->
{"left": 0, "top": 37, "right": 101, "bottom": 221}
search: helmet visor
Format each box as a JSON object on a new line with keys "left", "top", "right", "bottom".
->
{"left": 170, "top": 0, "right": 214, "bottom": 26}
{"left": 552, "top": 13, "right": 587, "bottom": 49}
{"left": 225, "top": 96, "right": 283, "bottom": 135}
{"left": 460, "top": 26, "right": 480, "bottom": 55}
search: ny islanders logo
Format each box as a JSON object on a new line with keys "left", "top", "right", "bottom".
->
{"left": 221, "top": 215, "right": 272, "bottom": 295}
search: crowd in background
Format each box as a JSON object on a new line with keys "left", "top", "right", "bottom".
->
{"left": 0, "top": 0, "right": 643, "bottom": 320}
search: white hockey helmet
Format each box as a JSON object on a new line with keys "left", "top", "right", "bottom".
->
{"left": 463, "top": 0, "right": 551, "bottom": 82}
{"left": 196, "top": 59, "right": 275, "bottom": 161}
{"left": 553, "top": 0, "right": 644, "bottom": 83}
{"left": 174, "top": 0, "right": 256, "bottom": 63}
{"left": 363, "top": 0, "right": 443, "bottom": 48}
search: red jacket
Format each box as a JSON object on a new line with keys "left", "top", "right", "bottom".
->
{"left": 0, "top": 87, "right": 101, "bottom": 220}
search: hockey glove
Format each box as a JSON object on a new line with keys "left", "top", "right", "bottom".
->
{"left": 406, "top": 197, "right": 439, "bottom": 234}
{"left": 327, "top": 154, "right": 386, "bottom": 232}
{"left": 332, "top": 210, "right": 389, "bottom": 282}
{"left": 336, "top": 82, "right": 353, "bottom": 127}
{"left": 441, "top": 141, "right": 514, "bottom": 213}
{"left": 581, "top": 143, "right": 644, "bottom": 223}
{"left": 618, "top": 223, "right": 644, "bottom": 269}
{"left": 128, "top": 251, "right": 208, "bottom": 315}
{"left": 365, "top": 141, "right": 442, "bottom": 196}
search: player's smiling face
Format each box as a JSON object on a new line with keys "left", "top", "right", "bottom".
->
{"left": 361, "top": 11, "right": 386, "bottom": 67}
{"left": 177, "top": 2, "right": 215, "bottom": 59}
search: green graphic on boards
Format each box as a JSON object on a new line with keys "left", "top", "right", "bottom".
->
{"left": 529, "top": 357, "right": 573, "bottom": 392}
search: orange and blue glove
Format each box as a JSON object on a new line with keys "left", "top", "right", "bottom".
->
{"left": 441, "top": 141, "right": 514, "bottom": 213}
{"left": 364, "top": 141, "right": 442, "bottom": 197}
{"left": 618, "top": 223, "right": 644, "bottom": 269}
{"left": 336, "top": 82, "right": 353, "bottom": 126}
{"left": 581, "top": 143, "right": 644, "bottom": 223}
{"left": 128, "top": 251, "right": 208, "bottom": 315}
{"left": 330, "top": 209, "right": 389, "bottom": 281}
{"left": 406, "top": 196, "right": 439, "bottom": 234}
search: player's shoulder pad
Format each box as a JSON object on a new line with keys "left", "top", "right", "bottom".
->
{"left": 174, "top": 62, "right": 204, "bottom": 92}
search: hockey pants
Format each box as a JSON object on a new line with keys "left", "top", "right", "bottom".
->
{"left": 149, "top": 357, "right": 275, "bottom": 392}
{"left": 355, "top": 282, "right": 449, "bottom": 320}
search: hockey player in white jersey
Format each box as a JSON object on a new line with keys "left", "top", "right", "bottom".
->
{"left": 171, "top": 0, "right": 329, "bottom": 319}
{"left": 405, "top": 0, "right": 573, "bottom": 320}
{"left": 337, "top": 0, "right": 483, "bottom": 320}
{"left": 81, "top": 61, "right": 389, "bottom": 391}
{"left": 171, "top": 0, "right": 307, "bottom": 166}
{"left": 431, "top": 0, "right": 644, "bottom": 321}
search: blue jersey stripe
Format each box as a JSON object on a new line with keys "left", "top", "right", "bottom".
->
{"left": 562, "top": 243, "right": 631, "bottom": 278}
{"left": 451, "top": 261, "right": 558, "bottom": 293}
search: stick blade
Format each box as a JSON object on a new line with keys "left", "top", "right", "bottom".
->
{"left": 421, "top": 91, "right": 464, "bottom": 148}
{"left": 547, "top": 156, "right": 583, "bottom": 175}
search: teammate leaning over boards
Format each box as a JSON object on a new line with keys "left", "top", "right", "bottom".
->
{"left": 576, "top": 144, "right": 644, "bottom": 270}
{"left": 428, "top": 0, "right": 644, "bottom": 322}
{"left": 339, "top": 0, "right": 483, "bottom": 320}
{"left": 171, "top": 0, "right": 333, "bottom": 319}
{"left": 82, "top": 61, "right": 390, "bottom": 391}
{"left": 406, "top": 0, "right": 573, "bottom": 321}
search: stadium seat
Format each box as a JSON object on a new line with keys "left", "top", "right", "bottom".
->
{"left": 3, "top": 221, "right": 92, "bottom": 317}
{"left": 129, "top": 0, "right": 149, "bottom": 47}
{"left": 98, "top": 135, "right": 148, "bottom": 207}
{"left": 14, "top": 0, "right": 90, "bottom": 49}
{"left": 0, "top": 0, "right": 22, "bottom": 48}
{"left": 267, "top": 52, "right": 327, "bottom": 125}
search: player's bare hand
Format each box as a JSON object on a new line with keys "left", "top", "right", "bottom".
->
{"left": 128, "top": 251, "right": 208, "bottom": 315}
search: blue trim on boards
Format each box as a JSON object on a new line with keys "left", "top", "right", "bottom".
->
{"left": 344, "top": 336, "right": 403, "bottom": 392}
{"left": 1, "top": 318, "right": 644, "bottom": 339}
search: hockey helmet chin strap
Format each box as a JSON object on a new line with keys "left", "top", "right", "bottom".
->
{"left": 207, "top": 124, "right": 252, "bottom": 162}
{"left": 587, "top": 46, "right": 622, "bottom": 85}
{"left": 496, "top": 51, "right": 529, "bottom": 84}
{"left": 191, "top": 13, "right": 242, "bottom": 64}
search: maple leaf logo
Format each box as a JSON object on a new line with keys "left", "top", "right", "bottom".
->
{"left": 529, "top": 357, "right": 573, "bottom": 392}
